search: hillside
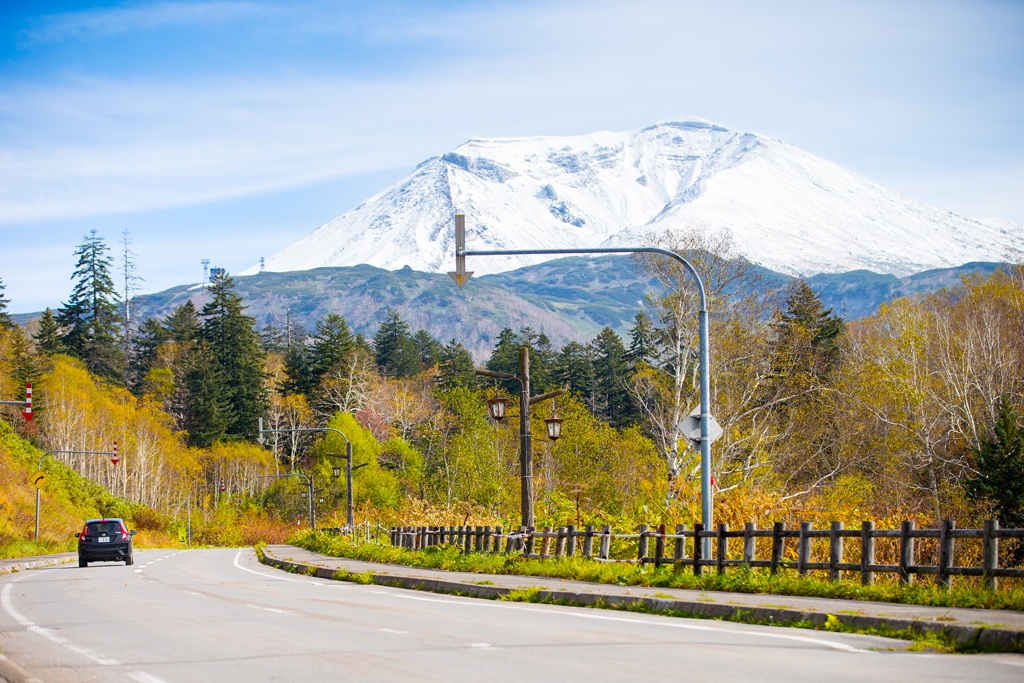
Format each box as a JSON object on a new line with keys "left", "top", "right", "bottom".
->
{"left": 115, "top": 257, "right": 1008, "bottom": 361}
{"left": 243, "top": 118, "right": 1022, "bottom": 279}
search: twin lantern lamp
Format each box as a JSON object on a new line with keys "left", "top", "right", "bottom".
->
{"left": 485, "top": 396, "right": 564, "bottom": 441}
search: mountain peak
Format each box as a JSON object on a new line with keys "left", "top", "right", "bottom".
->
{"left": 242, "top": 120, "right": 1021, "bottom": 279}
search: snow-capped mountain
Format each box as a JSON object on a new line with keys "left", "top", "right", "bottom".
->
{"left": 242, "top": 118, "right": 1022, "bottom": 278}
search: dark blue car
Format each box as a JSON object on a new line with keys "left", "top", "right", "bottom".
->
{"left": 76, "top": 518, "right": 136, "bottom": 567}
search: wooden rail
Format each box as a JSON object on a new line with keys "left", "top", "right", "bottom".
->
{"left": 381, "top": 520, "right": 1024, "bottom": 589}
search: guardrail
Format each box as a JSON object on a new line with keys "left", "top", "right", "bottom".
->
{"left": 378, "top": 520, "right": 1024, "bottom": 589}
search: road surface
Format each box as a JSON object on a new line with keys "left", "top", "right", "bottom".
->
{"left": 1, "top": 548, "right": 1021, "bottom": 682}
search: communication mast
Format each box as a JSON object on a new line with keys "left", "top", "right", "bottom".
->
{"left": 201, "top": 259, "right": 211, "bottom": 284}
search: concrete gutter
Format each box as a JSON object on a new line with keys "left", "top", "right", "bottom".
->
{"left": 258, "top": 544, "right": 1024, "bottom": 653}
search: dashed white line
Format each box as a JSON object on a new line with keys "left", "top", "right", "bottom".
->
{"left": 1, "top": 575, "right": 168, "bottom": 681}
{"left": 379, "top": 628, "right": 408, "bottom": 634}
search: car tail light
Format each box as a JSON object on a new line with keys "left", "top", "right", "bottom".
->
{"left": 81, "top": 525, "right": 88, "bottom": 537}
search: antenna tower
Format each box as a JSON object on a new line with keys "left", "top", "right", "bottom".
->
{"left": 201, "top": 259, "right": 211, "bottom": 284}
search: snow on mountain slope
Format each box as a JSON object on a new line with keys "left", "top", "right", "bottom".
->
{"left": 243, "top": 118, "right": 1021, "bottom": 278}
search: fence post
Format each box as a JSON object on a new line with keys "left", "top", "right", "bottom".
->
{"left": 566, "top": 525, "right": 577, "bottom": 557}
{"left": 461, "top": 526, "right": 470, "bottom": 555}
{"left": 555, "top": 527, "right": 567, "bottom": 558}
{"left": 654, "top": 524, "right": 666, "bottom": 567}
{"left": 770, "top": 522, "right": 785, "bottom": 575}
{"left": 983, "top": 519, "right": 999, "bottom": 590}
{"left": 493, "top": 525, "right": 502, "bottom": 554}
{"left": 937, "top": 519, "right": 954, "bottom": 589}
{"left": 583, "top": 525, "right": 595, "bottom": 558}
{"left": 599, "top": 524, "right": 611, "bottom": 560}
{"left": 693, "top": 523, "right": 704, "bottom": 576}
{"left": 472, "top": 526, "right": 481, "bottom": 553}
{"left": 637, "top": 524, "right": 649, "bottom": 564}
{"left": 898, "top": 520, "right": 914, "bottom": 584}
{"left": 797, "top": 522, "right": 811, "bottom": 576}
{"left": 829, "top": 521, "right": 843, "bottom": 582}
{"left": 743, "top": 523, "right": 755, "bottom": 565}
{"left": 715, "top": 523, "right": 727, "bottom": 575}
{"left": 540, "top": 526, "right": 552, "bottom": 558}
{"left": 482, "top": 526, "right": 491, "bottom": 553}
{"left": 860, "top": 521, "right": 874, "bottom": 586}
{"left": 674, "top": 524, "right": 686, "bottom": 571}
{"left": 525, "top": 526, "right": 536, "bottom": 557}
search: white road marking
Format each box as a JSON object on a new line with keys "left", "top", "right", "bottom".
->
{"left": 379, "top": 590, "right": 872, "bottom": 653}
{"left": 245, "top": 604, "right": 293, "bottom": 615}
{"left": 134, "top": 569, "right": 142, "bottom": 573}
{"left": 379, "top": 628, "right": 408, "bottom": 634}
{"left": 232, "top": 550, "right": 322, "bottom": 585}
{"left": 1, "top": 575, "right": 168, "bottom": 681}
{"left": 470, "top": 642, "right": 492, "bottom": 648}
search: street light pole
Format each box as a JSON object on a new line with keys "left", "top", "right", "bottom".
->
{"left": 325, "top": 447, "right": 366, "bottom": 528}
{"left": 259, "top": 473, "right": 313, "bottom": 529}
{"left": 477, "top": 347, "right": 564, "bottom": 529}
{"left": 454, "top": 213, "right": 715, "bottom": 553}
{"left": 35, "top": 449, "right": 116, "bottom": 540}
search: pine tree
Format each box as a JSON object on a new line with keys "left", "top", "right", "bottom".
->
{"left": 773, "top": 280, "right": 845, "bottom": 379}
{"left": 33, "top": 308, "right": 65, "bottom": 356}
{"left": 164, "top": 300, "right": 201, "bottom": 343}
{"left": 373, "top": 309, "right": 420, "bottom": 379}
{"left": 591, "top": 327, "right": 633, "bottom": 427}
{"left": 128, "top": 317, "right": 168, "bottom": 393}
{"left": 259, "top": 320, "right": 288, "bottom": 353}
{"left": 181, "top": 343, "right": 230, "bottom": 447}
{"left": 967, "top": 396, "right": 1024, "bottom": 529}
{"left": 198, "top": 271, "right": 267, "bottom": 439}
{"left": 436, "top": 339, "right": 477, "bottom": 392}
{"left": 627, "top": 311, "right": 657, "bottom": 369}
{"left": 56, "top": 230, "right": 123, "bottom": 380}
{"left": 0, "top": 277, "right": 13, "bottom": 330}
{"left": 280, "top": 344, "right": 314, "bottom": 396}
{"left": 413, "top": 329, "right": 442, "bottom": 370}
{"left": 554, "top": 341, "right": 593, "bottom": 400}
{"left": 309, "top": 313, "right": 355, "bottom": 384}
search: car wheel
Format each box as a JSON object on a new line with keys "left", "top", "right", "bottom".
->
{"left": 125, "top": 555, "right": 133, "bottom": 566}
{"left": 79, "top": 558, "right": 87, "bottom": 568}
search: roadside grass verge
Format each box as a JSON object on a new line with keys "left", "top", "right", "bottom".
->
{"left": 290, "top": 530, "right": 1024, "bottom": 612}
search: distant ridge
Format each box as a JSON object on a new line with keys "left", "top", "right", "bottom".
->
{"left": 242, "top": 118, "right": 1022, "bottom": 279}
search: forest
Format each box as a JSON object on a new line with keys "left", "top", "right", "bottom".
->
{"left": 1, "top": 227, "right": 1022, "bottom": 565}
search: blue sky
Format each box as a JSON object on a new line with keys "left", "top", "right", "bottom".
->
{"left": 2, "top": 0, "right": 1022, "bottom": 312}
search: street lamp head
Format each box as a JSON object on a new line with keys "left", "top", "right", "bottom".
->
{"left": 486, "top": 396, "right": 508, "bottom": 421}
{"left": 332, "top": 465, "right": 341, "bottom": 479}
{"left": 545, "top": 414, "right": 564, "bottom": 441}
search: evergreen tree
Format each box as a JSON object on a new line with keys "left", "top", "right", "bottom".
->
{"left": 198, "top": 272, "right": 267, "bottom": 439}
{"left": 413, "top": 329, "right": 442, "bottom": 370}
{"left": 181, "top": 343, "right": 230, "bottom": 447}
{"left": 128, "top": 317, "right": 168, "bottom": 393}
{"left": 486, "top": 327, "right": 555, "bottom": 394}
{"left": 164, "top": 300, "right": 201, "bottom": 343}
{"left": 56, "top": 230, "right": 123, "bottom": 380}
{"left": 309, "top": 313, "right": 355, "bottom": 384}
{"left": 436, "top": 339, "right": 477, "bottom": 392}
{"left": 591, "top": 327, "right": 634, "bottom": 427}
{"left": 280, "top": 344, "right": 314, "bottom": 396}
{"left": 967, "top": 396, "right": 1024, "bottom": 529}
{"left": 773, "top": 280, "right": 845, "bottom": 379}
{"left": 554, "top": 341, "right": 593, "bottom": 400}
{"left": 259, "top": 321, "right": 288, "bottom": 353}
{"left": 627, "top": 311, "right": 657, "bottom": 368}
{"left": 33, "top": 308, "right": 65, "bottom": 356}
{"left": 373, "top": 309, "right": 420, "bottom": 379}
{"left": 486, "top": 327, "right": 522, "bottom": 395}
{"left": 0, "top": 277, "right": 13, "bottom": 330}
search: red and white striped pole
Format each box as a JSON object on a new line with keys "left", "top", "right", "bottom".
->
{"left": 111, "top": 441, "right": 119, "bottom": 466}
{"left": 22, "top": 382, "right": 33, "bottom": 422}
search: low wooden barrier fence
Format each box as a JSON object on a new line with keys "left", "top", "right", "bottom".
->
{"left": 384, "top": 520, "right": 1024, "bottom": 589}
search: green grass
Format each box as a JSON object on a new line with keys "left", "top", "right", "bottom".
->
{"left": 291, "top": 530, "right": 1024, "bottom": 612}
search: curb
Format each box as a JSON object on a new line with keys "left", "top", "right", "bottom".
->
{"left": 0, "top": 654, "right": 44, "bottom": 683}
{"left": 0, "top": 554, "right": 75, "bottom": 577}
{"left": 255, "top": 545, "right": 1024, "bottom": 653}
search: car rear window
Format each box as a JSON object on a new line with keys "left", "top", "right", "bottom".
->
{"left": 87, "top": 522, "right": 121, "bottom": 535}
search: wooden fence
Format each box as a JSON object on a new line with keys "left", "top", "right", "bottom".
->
{"left": 387, "top": 520, "right": 1024, "bottom": 589}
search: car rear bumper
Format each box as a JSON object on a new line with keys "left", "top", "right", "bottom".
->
{"left": 78, "top": 544, "right": 131, "bottom": 561}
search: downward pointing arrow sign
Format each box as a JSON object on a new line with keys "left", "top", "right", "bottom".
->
{"left": 448, "top": 271, "right": 474, "bottom": 289}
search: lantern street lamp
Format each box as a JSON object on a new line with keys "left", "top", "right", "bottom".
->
{"left": 545, "top": 413, "right": 563, "bottom": 441}
{"left": 332, "top": 464, "right": 342, "bottom": 479}
{"left": 486, "top": 396, "right": 508, "bottom": 421}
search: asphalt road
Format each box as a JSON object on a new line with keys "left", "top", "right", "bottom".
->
{"left": 1, "top": 548, "right": 1022, "bottom": 682}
